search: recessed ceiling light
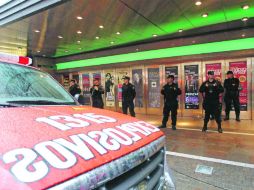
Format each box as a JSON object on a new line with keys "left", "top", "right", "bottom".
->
{"left": 116, "top": 32, "right": 121, "bottom": 35}
{"left": 77, "top": 30, "right": 82, "bottom": 34}
{"left": 95, "top": 36, "right": 100, "bottom": 39}
{"left": 99, "top": 25, "right": 104, "bottom": 29}
{"left": 77, "top": 40, "right": 81, "bottom": 43}
{"left": 58, "top": 35, "right": 63, "bottom": 39}
{"left": 34, "top": 30, "right": 40, "bottom": 33}
{"left": 242, "top": 5, "right": 249, "bottom": 10}
{"left": 242, "top": 34, "right": 246, "bottom": 37}
{"left": 152, "top": 34, "right": 158, "bottom": 37}
{"left": 37, "top": 50, "right": 41, "bottom": 53}
{"left": 110, "top": 41, "right": 114, "bottom": 44}
{"left": 202, "top": 13, "right": 208, "bottom": 18}
{"left": 195, "top": 1, "right": 202, "bottom": 6}
{"left": 178, "top": 29, "right": 183, "bottom": 32}
{"left": 242, "top": 17, "right": 248, "bottom": 21}
{"left": 77, "top": 16, "right": 83, "bottom": 20}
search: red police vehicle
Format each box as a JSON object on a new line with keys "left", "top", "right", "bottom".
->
{"left": 0, "top": 53, "right": 174, "bottom": 190}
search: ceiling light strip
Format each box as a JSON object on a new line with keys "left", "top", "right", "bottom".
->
{"left": 56, "top": 37, "right": 254, "bottom": 70}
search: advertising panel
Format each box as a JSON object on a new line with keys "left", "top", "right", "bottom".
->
{"left": 82, "top": 73, "right": 91, "bottom": 105}
{"left": 105, "top": 71, "right": 115, "bottom": 107}
{"left": 63, "top": 75, "right": 69, "bottom": 90}
{"left": 165, "top": 66, "right": 179, "bottom": 85}
{"left": 117, "top": 70, "right": 129, "bottom": 107}
{"left": 93, "top": 72, "right": 101, "bottom": 81}
{"left": 184, "top": 65, "right": 199, "bottom": 109}
{"left": 205, "top": 63, "right": 222, "bottom": 103}
{"left": 205, "top": 63, "right": 222, "bottom": 82}
{"left": 229, "top": 61, "right": 247, "bottom": 111}
{"left": 132, "top": 69, "right": 144, "bottom": 108}
{"left": 148, "top": 68, "right": 160, "bottom": 108}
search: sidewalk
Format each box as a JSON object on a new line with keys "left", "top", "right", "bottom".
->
{"left": 136, "top": 114, "right": 254, "bottom": 134}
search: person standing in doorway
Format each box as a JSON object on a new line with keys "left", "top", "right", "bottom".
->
{"left": 224, "top": 71, "right": 241, "bottom": 122}
{"left": 122, "top": 76, "right": 136, "bottom": 117}
{"left": 159, "top": 75, "right": 181, "bottom": 130}
{"left": 90, "top": 78, "right": 104, "bottom": 109}
{"left": 69, "top": 79, "right": 81, "bottom": 97}
{"left": 199, "top": 71, "right": 224, "bottom": 133}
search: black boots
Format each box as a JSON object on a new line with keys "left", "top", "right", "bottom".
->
{"left": 158, "top": 125, "right": 177, "bottom": 130}
{"left": 224, "top": 114, "right": 229, "bottom": 121}
{"left": 218, "top": 123, "right": 223, "bottom": 133}
{"left": 236, "top": 114, "right": 240, "bottom": 122}
{"left": 158, "top": 125, "right": 166, "bottom": 128}
{"left": 202, "top": 124, "right": 207, "bottom": 132}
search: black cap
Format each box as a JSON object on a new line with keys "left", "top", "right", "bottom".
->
{"left": 123, "top": 76, "right": 130, "bottom": 80}
{"left": 227, "top": 71, "right": 233, "bottom": 75}
{"left": 207, "top": 71, "right": 214, "bottom": 75}
{"left": 167, "top": 75, "right": 174, "bottom": 79}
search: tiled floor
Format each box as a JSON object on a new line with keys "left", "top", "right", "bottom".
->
{"left": 136, "top": 114, "right": 254, "bottom": 190}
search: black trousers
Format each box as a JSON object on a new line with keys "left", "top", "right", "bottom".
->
{"left": 162, "top": 105, "right": 177, "bottom": 126}
{"left": 204, "top": 102, "right": 221, "bottom": 127}
{"left": 122, "top": 101, "right": 135, "bottom": 117}
{"left": 224, "top": 96, "right": 240, "bottom": 116}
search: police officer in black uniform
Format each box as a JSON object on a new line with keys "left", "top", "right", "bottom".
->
{"left": 90, "top": 78, "right": 105, "bottom": 109}
{"left": 199, "top": 71, "right": 224, "bottom": 133}
{"left": 69, "top": 79, "right": 81, "bottom": 97}
{"left": 122, "top": 76, "right": 136, "bottom": 117}
{"left": 159, "top": 75, "right": 181, "bottom": 130}
{"left": 224, "top": 71, "right": 241, "bottom": 121}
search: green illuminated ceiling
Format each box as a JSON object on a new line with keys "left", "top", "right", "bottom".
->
{"left": 51, "top": 0, "right": 254, "bottom": 57}
{"left": 1, "top": 0, "right": 254, "bottom": 57}
{"left": 56, "top": 37, "right": 254, "bottom": 70}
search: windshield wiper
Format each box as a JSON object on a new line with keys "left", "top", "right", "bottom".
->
{"left": 0, "top": 103, "right": 19, "bottom": 107}
{"left": 7, "top": 100, "right": 76, "bottom": 106}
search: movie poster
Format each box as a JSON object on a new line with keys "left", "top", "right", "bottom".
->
{"left": 132, "top": 69, "right": 143, "bottom": 108}
{"left": 93, "top": 72, "right": 101, "bottom": 81}
{"left": 148, "top": 68, "right": 160, "bottom": 108}
{"left": 205, "top": 63, "right": 222, "bottom": 81}
{"left": 117, "top": 70, "right": 129, "bottom": 107}
{"left": 165, "top": 66, "right": 179, "bottom": 85}
{"left": 184, "top": 65, "right": 199, "bottom": 109}
{"left": 63, "top": 75, "right": 70, "bottom": 90}
{"left": 229, "top": 61, "right": 247, "bottom": 111}
{"left": 82, "top": 73, "right": 91, "bottom": 105}
{"left": 105, "top": 70, "right": 115, "bottom": 107}
{"left": 72, "top": 74, "right": 80, "bottom": 84}
{"left": 205, "top": 63, "right": 222, "bottom": 103}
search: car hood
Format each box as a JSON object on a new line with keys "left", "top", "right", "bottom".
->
{"left": 0, "top": 106, "right": 164, "bottom": 190}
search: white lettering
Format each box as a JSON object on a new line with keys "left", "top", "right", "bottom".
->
{"left": 36, "top": 117, "right": 70, "bottom": 131}
{"left": 54, "top": 136, "right": 94, "bottom": 160}
{"left": 103, "top": 128, "right": 133, "bottom": 145}
{"left": 50, "top": 115, "right": 90, "bottom": 128}
{"left": 2, "top": 148, "right": 48, "bottom": 183}
{"left": 88, "top": 131, "right": 121, "bottom": 151}
{"left": 77, "top": 134, "right": 107, "bottom": 155}
{"left": 73, "top": 113, "right": 104, "bottom": 124}
{"left": 116, "top": 124, "right": 142, "bottom": 141}
{"left": 34, "top": 141, "right": 76, "bottom": 169}
{"left": 84, "top": 113, "right": 117, "bottom": 123}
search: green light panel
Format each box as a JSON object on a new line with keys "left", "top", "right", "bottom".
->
{"left": 56, "top": 37, "right": 254, "bottom": 70}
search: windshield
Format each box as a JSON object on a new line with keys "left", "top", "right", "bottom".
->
{"left": 0, "top": 62, "right": 76, "bottom": 106}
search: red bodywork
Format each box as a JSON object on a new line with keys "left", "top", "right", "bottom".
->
{"left": 0, "top": 106, "right": 163, "bottom": 190}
